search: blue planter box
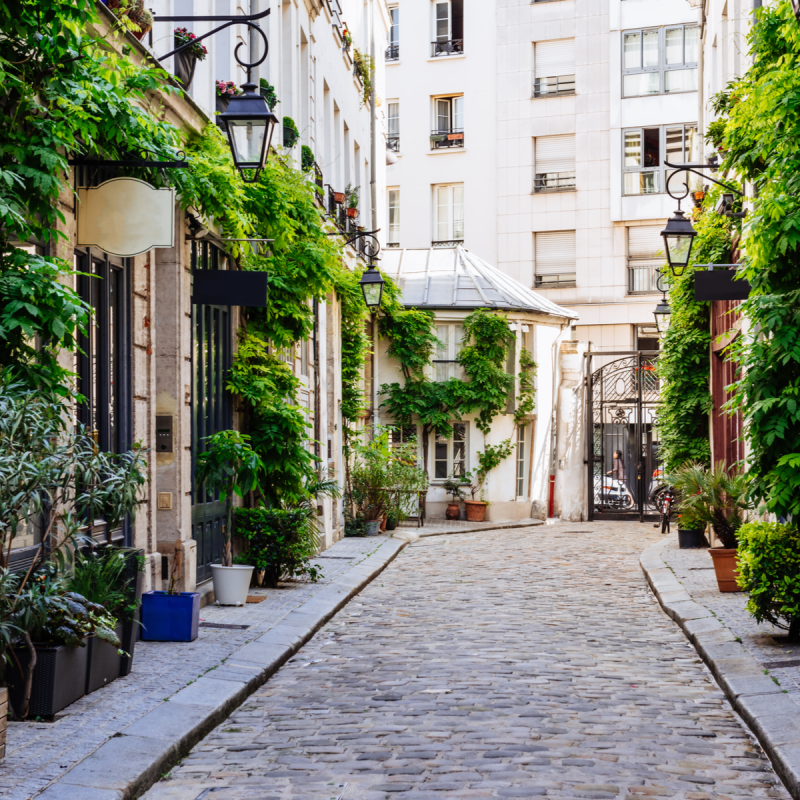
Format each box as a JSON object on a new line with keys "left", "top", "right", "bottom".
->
{"left": 141, "top": 591, "right": 200, "bottom": 642}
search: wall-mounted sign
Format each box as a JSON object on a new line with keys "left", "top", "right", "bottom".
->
{"left": 77, "top": 178, "right": 175, "bottom": 257}
{"left": 694, "top": 267, "right": 751, "bottom": 302}
{"left": 191, "top": 270, "right": 269, "bottom": 307}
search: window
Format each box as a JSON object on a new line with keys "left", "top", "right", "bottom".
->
{"left": 534, "top": 230, "right": 576, "bottom": 287}
{"left": 387, "top": 102, "right": 400, "bottom": 151}
{"left": 431, "top": 96, "right": 464, "bottom": 149}
{"left": 623, "top": 25, "right": 699, "bottom": 97}
{"left": 622, "top": 124, "right": 699, "bottom": 196}
{"left": 516, "top": 424, "right": 528, "bottom": 498}
{"left": 388, "top": 189, "right": 400, "bottom": 246}
{"left": 533, "top": 39, "right": 575, "bottom": 97}
{"left": 433, "top": 422, "right": 467, "bottom": 480}
{"left": 431, "top": 0, "right": 463, "bottom": 57}
{"left": 386, "top": 7, "right": 399, "bottom": 60}
{"left": 433, "top": 323, "right": 465, "bottom": 382}
{"left": 433, "top": 184, "right": 464, "bottom": 245}
{"left": 534, "top": 134, "right": 575, "bottom": 192}
{"left": 628, "top": 226, "right": 665, "bottom": 293}
{"left": 391, "top": 424, "right": 418, "bottom": 446}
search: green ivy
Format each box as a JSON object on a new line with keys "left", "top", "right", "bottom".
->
{"left": 657, "top": 187, "right": 736, "bottom": 474}
{"left": 712, "top": 0, "right": 800, "bottom": 517}
{"left": 514, "top": 347, "right": 537, "bottom": 427}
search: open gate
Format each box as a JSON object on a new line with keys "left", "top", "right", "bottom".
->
{"left": 587, "top": 352, "right": 662, "bottom": 521}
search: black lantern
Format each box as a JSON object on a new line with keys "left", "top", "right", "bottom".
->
{"left": 359, "top": 265, "right": 385, "bottom": 310}
{"left": 218, "top": 82, "right": 279, "bottom": 182}
{"left": 661, "top": 209, "right": 697, "bottom": 276}
{"left": 653, "top": 295, "right": 671, "bottom": 336}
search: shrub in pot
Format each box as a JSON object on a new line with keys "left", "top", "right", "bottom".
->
{"left": 283, "top": 116, "right": 300, "bottom": 149}
{"left": 461, "top": 439, "right": 515, "bottom": 523}
{"left": 672, "top": 461, "right": 750, "bottom": 591}
{"left": 197, "top": 430, "right": 265, "bottom": 606}
{"left": 676, "top": 507, "right": 709, "bottom": 549}
{"left": 737, "top": 521, "right": 800, "bottom": 641}
{"left": 344, "top": 184, "right": 359, "bottom": 219}
{"left": 442, "top": 479, "right": 464, "bottom": 520}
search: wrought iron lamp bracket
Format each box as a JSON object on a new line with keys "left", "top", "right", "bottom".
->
{"left": 326, "top": 229, "right": 382, "bottom": 265}
{"left": 153, "top": 8, "right": 271, "bottom": 81}
{"left": 664, "top": 159, "right": 744, "bottom": 208}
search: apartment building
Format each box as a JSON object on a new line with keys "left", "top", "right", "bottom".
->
{"left": 385, "top": 0, "right": 700, "bottom": 353}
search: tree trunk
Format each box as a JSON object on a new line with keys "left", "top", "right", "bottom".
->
{"left": 789, "top": 617, "right": 800, "bottom": 643}
{"left": 20, "top": 630, "right": 37, "bottom": 720}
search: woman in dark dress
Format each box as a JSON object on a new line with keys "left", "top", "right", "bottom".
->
{"left": 607, "top": 450, "right": 634, "bottom": 505}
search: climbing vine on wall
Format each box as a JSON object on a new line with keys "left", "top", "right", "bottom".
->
{"left": 657, "top": 186, "right": 737, "bottom": 475}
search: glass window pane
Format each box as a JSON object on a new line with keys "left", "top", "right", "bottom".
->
{"left": 642, "top": 30, "right": 659, "bottom": 67}
{"left": 435, "top": 325, "right": 449, "bottom": 360}
{"left": 686, "top": 126, "right": 700, "bottom": 162}
{"left": 664, "top": 68, "right": 698, "bottom": 93}
{"left": 453, "top": 422, "right": 466, "bottom": 442}
{"left": 388, "top": 103, "right": 399, "bottom": 135}
{"left": 684, "top": 26, "right": 699, "bottom": 63}
{"left": 435, "top": 432, "right": 448, "bottom": 479}
{"left": 437, "top": 99, "right": 450, "bottom": 132}
{"left": 665, "top": 28, "right": 683, "bottom": 65}
{"left": 623, "top": 32, "right": 641, "bottom": 70}
{"left": 624, "top": 131, "right": 641, "bottom": 167}
{"left": 388, "top": 189, "right": 400, "bottom": 243}
{"left": 624, "top": 170, "right": 660, "bottom": 196}
{"left": 623, "top": 72, "right": 660, "bottom": 97}
{"left": 453, "top": 440, "right": 466, "bottom": 477}
{"left": 390, "top": 8, "right": 399, "bottom": 45}
{"left": 453, "top": 97, "right": 464, "bottom": 131}
{"left": 665, "top": 126, "right": 683, "bottom": 164}
{"left": 643, "top": 128, "right": 660, "bottom": 167}
{"left": 452, "top": 185, "right": 464, "bottom": 240}
{"left": 453, "top": 324, "right": 464, "bottom": 357}
{"left": 436, "top": 2, "right": 449, "bottom": 41}
{"left": 436, "top": 187, "right": 450, "bottom": 240}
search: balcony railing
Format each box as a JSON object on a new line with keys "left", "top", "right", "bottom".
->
{"left": 533, "top": 75, "right": 576, "bottom": 97}
{"left": 628, "top": 264, "right": 660, "bottom": 294}
{"left": 314, "top": 163, "right": 324, "bottom": 201}
{"left": 386, "top": 242, "right": 400, "bottom": 248}
{"left": 432, "top": 239, "right": 464, "bottom": 248}
{"left": 431, "top": 39, "right": 464, "bottom": 57}
{"left": 385, "top": 43, "right": 399, "bottom": 61}
{"left": 534, "top": 171, "right": 576, "bottom": 193}
{"left": 430, "top": 129, "right": 464, "bottom": 150}
{"left": 387, "top": 135, "right": 400, "bottom": 152}
{"left": 534, "top": 273, "right": 576, "bottom": 288}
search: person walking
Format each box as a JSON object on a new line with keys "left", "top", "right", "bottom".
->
{"left": 607, "top": 450, "right": 634, "bottom": 506}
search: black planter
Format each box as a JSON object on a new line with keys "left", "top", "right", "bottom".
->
{"left": 86, "top": 623, "right": 124, "bottom": 694}
{"left": 119, "top": 549, "right": 144, "bottom": 677}
{"left": 678, "top": 528, "right": 709, "bottom": 549}
{"left": 7, "top": 643, "right": 89, "bottom": 718}
{"left": 174, "top": 48, "right": 198, "bottom": 89}
{"left": 283, "top": 125, "right": 299, "bottom": 149}
{"left": 215, "top": 94, "right": 231, "bottom": 130}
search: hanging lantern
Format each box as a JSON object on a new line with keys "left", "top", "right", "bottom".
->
{"left": 661, "top": 209, "right": 697, "bottom": 276}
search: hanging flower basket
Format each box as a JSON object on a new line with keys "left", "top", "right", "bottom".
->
{"left": 173, "top": 28, "right": 208, "bottom": 90}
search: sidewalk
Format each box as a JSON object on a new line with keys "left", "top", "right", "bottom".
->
{"left": 402, "top": 517, "right": 544, "bottom": 537}
{"left": 0, "top": 535, "right": 406, "bottom": 800}
{"left": 641, "top": 537, "right": 800, "bottom": 799}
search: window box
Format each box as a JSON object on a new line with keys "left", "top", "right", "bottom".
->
{"left": 85, "top": 623, "right": 124, "bottom": 694}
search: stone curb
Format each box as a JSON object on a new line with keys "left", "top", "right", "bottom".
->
{"left": 34, "top": 538, "right": 407, "bottom": 800}
{"left": 416, "top": 519, "right": 545, "bottom": 538}
{"left": 640, "top": 538, "right": 800, "bottom": 799}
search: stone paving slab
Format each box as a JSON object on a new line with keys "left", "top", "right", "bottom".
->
{"left": 641, "top": 536, "right": 800, "bottom": 798}
{"left": 142, "top": 520, "right": 789, "bottom": 800}
{"left": 1, "top": 535, "right": 405, "bottom": 800}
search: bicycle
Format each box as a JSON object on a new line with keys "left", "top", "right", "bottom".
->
{"left": 659, "top": 487, "right": 677, "bottom": 535}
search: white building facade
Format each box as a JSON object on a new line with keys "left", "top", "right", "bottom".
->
{"left": 384, "top": 0, "right": 701, "bottom": 355}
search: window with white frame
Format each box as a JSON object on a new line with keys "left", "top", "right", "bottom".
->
{"left": 386, "top": 7, "right": 399, "bottom": 60}
{"left": 516, "top": 424, "right": 528, "bottom": 497}
{"left": 622, "top": 124, "right": 699, "bottom": 196}
{"left": 431, "top": 96, "right": 464, "bottom": 149}
{"left": 390, "top": 423, "right": 418, "bottom": 447}
{"left": 432, "top": 422, "right": 467, "bottom": 480}
{"left": 628, "top": 226, "right": 665, "bottom": 294}
{"left": 534, "top": 134, "right": 576, "bottom": 192}
{"left": 433, "top": 184, "right": 464, "bottom": 245}
{"left": 622, "top": 25, "right": 699, "bottom": 98}
{"left": 388, "top": 189, "right": 400, "bottom": 246}
{"left": 387, "top": 102, "right": 400, "bottom": 151}
{"left": 433, "top": 323, "right": 465, "bottom": 382}
{"left": 534, "top": 230, "right": 576, "bottom": 287}
{"left": 432, "top": 0, "right": 464, "bottom": 57}
{"left": 533, "top": 39, "right": 575, "bottom": 97}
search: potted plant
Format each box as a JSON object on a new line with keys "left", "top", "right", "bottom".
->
{"left": 462, "top": 440, "right": 515, "bottom": 523}
{"left": 283, "top": 116, "right": 300, "bottom": 149}
{"left": 173, "top": 27, "right": 208, "bottom": 89}
{"left": 676, "top": 507, "right": 709, "bottom": 549}
{"left": 350, "top": 430, "right": 392, "bottom": 535}
{"left": 197, "top": 430, "right": 264, "bottom": 606}
{"left": 672, "top": 461, "right": 750, "bottom": 592}
{"left": 216, "top": 80, "right": 242, "bottom": 127}
{"left": 342, "top": 26, "right": 353, "bottom": 51}
{"left": 334, "top": 190, "right": 346, "bottom": 205}
{"left": 259, "top": 78, "right": 280, "bottom": 111}
{"left": 442, "top": 479, "right": 464, "bottom": 520}
{"left": 344, "top": 184, "right": 359, "bottom": 218}
{"left": 737, "top": 521, "right": 800, "bottom": 642}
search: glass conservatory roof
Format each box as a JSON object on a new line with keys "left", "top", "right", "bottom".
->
{"left": 379, "top": 246, "right": 579, "bottom": 320}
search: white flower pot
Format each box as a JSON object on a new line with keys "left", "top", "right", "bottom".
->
{"left": 210, "top": 564, "right": 254, "bottom": 606}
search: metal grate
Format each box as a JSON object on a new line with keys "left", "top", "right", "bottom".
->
{"left": 431, "top": 39, "right": 464, "bottom": 57}
{"left": 534, "top": 75, "right": 575, "bottom": 97}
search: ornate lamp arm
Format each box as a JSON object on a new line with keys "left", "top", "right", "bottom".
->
{"left": 663, "top": 160, "right": 744, "bottom": 204}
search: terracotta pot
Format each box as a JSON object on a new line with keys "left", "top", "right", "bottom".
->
{"left": 709, "top": 547, "right": 740, "bottom": 592}
{"left": 380, "top": 516, "right": 387, "bottom": 532}
{"left": 464, "top": 500, "right": 487, "bottom": 522}
{"left": 334, "top": 192, "right": 346, "bottom": 204}
{"left": 346, "top": 207, "right": 358, "bottom": 218}
{"left": 445, "top": 503, "right": 460, "bottom": 521}
{"left": 0, "top": 687, "right": 7, "bottom": 759}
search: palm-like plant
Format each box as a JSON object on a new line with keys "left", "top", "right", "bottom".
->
{"left": 672, "top": 461, "right": 750, "bottom": 548}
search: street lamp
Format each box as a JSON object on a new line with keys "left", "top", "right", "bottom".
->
{"left": 661, "top": 209, "right": 697, "bottom": 277}
{"left": 218, "top": 83, "right": 278, "bottom": 183}
{"left": 359, "top": 265, "right": 385, "bottom": 311}
{"left": 653, "top": 294, "right": 671, "bottom": 337}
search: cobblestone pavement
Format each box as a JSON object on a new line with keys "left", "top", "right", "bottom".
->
{"left": 145, "top": 521, "right": 789, "bottom": 800}
{"left": 0, "top": 535, "right": 390, "bottom": 800}
{"left": 663, "top": 539, "right": 800, "bottom": 697}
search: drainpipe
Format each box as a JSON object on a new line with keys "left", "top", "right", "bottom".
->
{"left": 698, "top": 0, "right": 705, "bottom": 148}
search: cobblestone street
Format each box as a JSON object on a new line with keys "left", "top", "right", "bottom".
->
{"left": 145, "top": 523, "right": 788, "bottom": 800}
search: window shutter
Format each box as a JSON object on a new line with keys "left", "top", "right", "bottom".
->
{"left": 535, "top": 231, "right": 576, "bottom": 275}
{"left": 628, "top": 225, "right": 664, "bottom": 261}
{"left": 534, "top": 39, "right": 575, "bottom": 78}
{"left": 535, "top": 135, "right": 576, "bottom": 174}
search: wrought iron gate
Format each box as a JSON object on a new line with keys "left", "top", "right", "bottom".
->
{"left": 588, "top": 352, "right": 662, "bottom": 521}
